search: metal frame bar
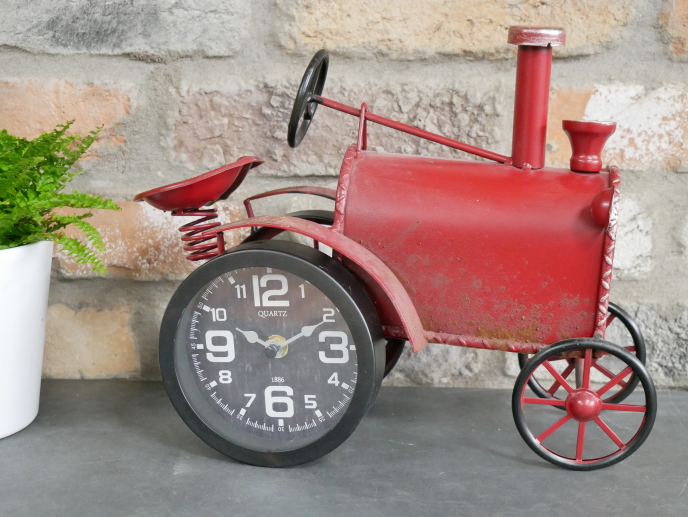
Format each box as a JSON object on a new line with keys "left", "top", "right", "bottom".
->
{"left": 314, "top": 95, "right": 508, "bottom": 164}
{"left": 243, "top": 186, "right": 336, "bottom": 218}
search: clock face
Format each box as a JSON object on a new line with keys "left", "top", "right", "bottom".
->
{"left": 174, "top": 266, "right": 358, "bottom": 452}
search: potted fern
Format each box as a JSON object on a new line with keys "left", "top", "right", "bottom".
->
{"left": 0, "top": 122, "right": 118, "bottom": 439}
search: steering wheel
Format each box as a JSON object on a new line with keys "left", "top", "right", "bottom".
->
{"left": 287, "top": 49, "right": 329, "bottom": 148}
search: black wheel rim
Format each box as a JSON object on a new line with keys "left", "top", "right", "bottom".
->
{"left": 241, "top": 210, "right": 335, "bottom": 244}
{"left": 518, "top": 302, "right": 646, "bottom": 405}
{"left": 513, "top": 338, "right": 656, "bottom": 471}
{"left": 383, "top": 339, "right": 405, "bottom": 378}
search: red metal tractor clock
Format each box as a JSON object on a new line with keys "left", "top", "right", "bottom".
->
{"left": 136, "top": 27, "right": 656, "bottom": 470}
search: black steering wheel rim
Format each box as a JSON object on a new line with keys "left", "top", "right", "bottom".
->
{"left": 288, "top": 49, "right": 329, "bottom": 148}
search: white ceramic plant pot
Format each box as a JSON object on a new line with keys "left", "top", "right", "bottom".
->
{"left": 0, "top": 241, "right": 53, "bottom": 439}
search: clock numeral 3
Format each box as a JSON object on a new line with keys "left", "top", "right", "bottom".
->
{"left": 319, "top": 331, "right": 349, "bottom": 363}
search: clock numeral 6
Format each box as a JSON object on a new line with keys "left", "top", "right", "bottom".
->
{"left": 319, "top": 331, "right": 349, "bottom": 364}
{"left": 265, "top": 386, "right": 294, "bottom": 418}
{"left": 205, "top": 330, "right": 235, "bottom": 363}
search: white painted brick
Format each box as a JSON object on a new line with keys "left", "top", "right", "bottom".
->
{"left": 614, "top": 196, "right": 654, "bottom": 278}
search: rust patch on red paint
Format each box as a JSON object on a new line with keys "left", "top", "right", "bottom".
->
{"left": 473, "top": 322, "right": 541, "bottom": 342}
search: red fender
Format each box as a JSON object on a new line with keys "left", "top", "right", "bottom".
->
{"left": 205, "top": 215, "right": 428, "bottom": 352}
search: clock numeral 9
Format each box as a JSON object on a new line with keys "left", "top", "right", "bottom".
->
{"left": 265, "top": 386, "right": 294, "bottom": 418}
{"left": 205, "top": 330, "right": 235, "bottom": 363}
{"left": 319, "top": 331, "right": 349, "bottom": 363}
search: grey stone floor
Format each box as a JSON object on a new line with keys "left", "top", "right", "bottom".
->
{"left": 1, "top": 381, "right": 687, "bottom": 516}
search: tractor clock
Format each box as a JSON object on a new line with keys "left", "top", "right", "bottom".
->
{"left": 159, "top": 242, "right": 385, "bottom": 467}
{"left": 138, "top": 25, "right": 658, "bottom": 471}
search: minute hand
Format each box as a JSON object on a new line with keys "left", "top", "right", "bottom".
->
{"left": 282, "top": 321, "right": 325, "bottom": 346}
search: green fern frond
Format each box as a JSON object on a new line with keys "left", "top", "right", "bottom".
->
{"left": 73, "top": 220, "right": 105, "bottom": 252}
{"left": 45, "top": 213, "right": 92, "bottom": 233}
{"left": 53, "top": 235, "right": 107, "bottom": 275}
{"left": 0, "top": 122, "right": 117, "bottom": 274}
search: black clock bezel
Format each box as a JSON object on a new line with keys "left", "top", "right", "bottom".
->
{"left": 159, "top": 240, "right": 385, "bottom": 467}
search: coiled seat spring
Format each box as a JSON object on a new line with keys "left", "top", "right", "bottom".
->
{"left": 172, "top": 208, "right": 225, "bottom": 261}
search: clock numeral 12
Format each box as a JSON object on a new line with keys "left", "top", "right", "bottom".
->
{"left": 252, "top": 274, "right": 290, "bottom": 307}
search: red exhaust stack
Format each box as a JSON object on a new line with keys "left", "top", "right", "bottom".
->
{"left": 508, "top": 27, "right": 565, "bottom": 170}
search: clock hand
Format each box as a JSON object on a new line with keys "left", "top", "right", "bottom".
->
{"left": 236, "top": 328, "right": 268, "bottom": 347}
{"left": 281, "top": 320, "right": 325, "bottom": 347}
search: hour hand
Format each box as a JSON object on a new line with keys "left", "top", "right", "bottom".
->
{"left": 282, "top": 321, "right": 324, "bottom": 346}
{"left": 236, "top": 328, "right": 268, "bottom": 347}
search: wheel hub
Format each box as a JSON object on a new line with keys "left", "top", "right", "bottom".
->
{"left": 264, "top": 335, "right": 288, "bottom": 359}
{"left": 565, "top": 389, "right": 602, "bottom": 422}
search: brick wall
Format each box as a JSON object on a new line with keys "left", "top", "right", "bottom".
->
{"left": 2, "top": 0, "right": 688, "bottom": 387}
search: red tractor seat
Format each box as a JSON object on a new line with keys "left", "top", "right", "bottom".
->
{"left": 134, "top": 156, "right": 264, "bottom": 211}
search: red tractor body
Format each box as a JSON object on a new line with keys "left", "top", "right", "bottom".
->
{"left": 341, "top": 151, "right": 610, "bottom": 345}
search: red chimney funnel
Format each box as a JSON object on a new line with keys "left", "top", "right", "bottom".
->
{"left": 562, "top": 120, "right": 616, "bottom": 173}
{"left": 508, "top": 27, "right": 565, "bottom": 170}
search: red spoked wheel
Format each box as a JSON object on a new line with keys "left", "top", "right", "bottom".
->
{"left": 517, "top": 303, "right": 646, "bottom": 405}
{"left": 513, "top": 338, "right": 656, "bottom": 470}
